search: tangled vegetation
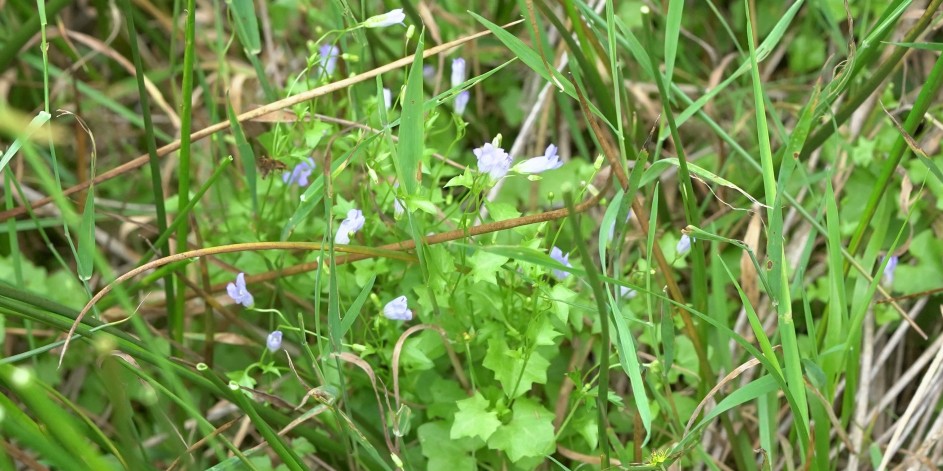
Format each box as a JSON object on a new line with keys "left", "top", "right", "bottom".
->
{"left": 2, "top": 1, "right": 943, "bottom": 470}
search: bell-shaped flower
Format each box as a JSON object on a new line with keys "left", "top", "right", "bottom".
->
{"left": 383, "top": 295, "right": 413, "bottom": 321}
{"left": 454, "top": 90, "right": 470, "bottom": 115}
{"left": 550, "top": 246, "right": 572, "bottom": 280}
{"left": 226, "top": 272, "right": 254, "bottom": 307}
{"left": 362, "top": 8, "right": 406, "bottom": 28}
{"left": 619, "top": 286, "right": 637, "bottom": 299}
{"left": 451, "top": 58, "right": 466, "bottom": 88}
{"left": 335, "top": 209, "right": 366, "bottom": 244}
{"left": 882, "top": 255, "right": 899, "bottom": 286}
{"left": 474, "top": 141, "right": 512, "bottom": 180}
{"left": 383, "top": 88, "right": 392, "bottom": 110}
{"left": 318, "top": 44, "right": 340, "bottom": 77}
{"left": 266, "top": 330, "right": 283, "bottom": 352}
{"left": 676, "top": 233, "right": 693, "bottom": 256}
{"left": 283, "top": 158, "right": 316, "bottom": 187}
{"left": 515, "top": 144, "right": 563, "bottom": 174}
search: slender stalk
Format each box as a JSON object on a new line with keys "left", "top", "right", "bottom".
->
{"left": 172, "top": 0, "right": 198, "bottom": 348}
{"left": 564, "top": 191, "right": 609, "bottom": 467}
{"left": 118, "top": 0, "right": 176, "bottom": 337}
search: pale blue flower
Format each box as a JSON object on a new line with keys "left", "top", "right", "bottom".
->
{"left": 383, "top": 295, "right": 413, "bottom": 321}
{"left": 423, "top": 65, "right": 435, "bottom": 80}
{"left": 454, "top": 90, "right": 470, "bottom": 115}
{"left": 620, "top": 286, "right": 637, "bottom": 299}
{"left": 474, "top": 142, "right": 512, "bottom": 180}
{"left": 363, "top": 8, "right": 406, "bottom": 28}
{"left": 882, "top": 255, "right": 899, "bottom": 286}
{"left": 283, "top": 157, "right": 316, "bottom": 186}
{"left": 676, "top": 234, "right": 692, "bottom": 255}
{"left": 335, "top": 209, "right": 366, "bottom": 244}
{"left": 266, "top": 330, "right": 283, "bottom": 352}
{"left": 383, "top": 88, "right": 392, "bottom": 110}
{"left": 226, "top": 272, "right": 254, "bottom": 307}
{"left": 318, "top": 44, "right": 340, "bottom": 77}
{"left": 515, "top": 144, "right": 563, "bottom": 174}
{"left": 451, "top": 58, "right": 466, "bottom": 88}
{"left": 550, "top": 246, "right": 572, "bottom": 280}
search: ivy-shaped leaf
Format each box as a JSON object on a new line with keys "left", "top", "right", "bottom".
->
{"left": 451, "top": 392, "right": 501, "bottom": 441}
{"left": 483, "top": 339, "right": 549, "bottom": 398}
{"left": 418, "top": 421, "right": 477, "bottom": 471}
{"left": 486, "top": 398, "right": 555, "bottom": 463}
{"left": 470, "top": 251, "right": 510, "bottom": 285}
{"left": 531, "top": 316, "right": 561, "bottom": 347}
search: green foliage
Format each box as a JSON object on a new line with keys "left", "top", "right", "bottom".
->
{"left": 3, "top": 0, "right": 943, "bottom": 470}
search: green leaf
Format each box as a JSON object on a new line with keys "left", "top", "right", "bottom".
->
{"left": 418, "top": 422, "right": 477, "bottom": 471}
{"left": 451, "top": 392, "right": 501, "bottom": 441}
{"left": 76, "top": 188, "right": 95, "bottom": 282}
{"left": 787, "top": 34, "right": 826, "bottom": 73}
{"left": 531, "top": 317, "right": 561, "bottom": 347}
{"left": 895, "top": 230, "right": 943, "bottom": 294}
{"left": 549, "top": 284, "right": 578, "bottom": 326}
{"left": 483, "top": 339, "right": 549, "bottom": 398}
{"left": 339, "top": 275, "right": 375, "bottom": 338}
{"left": 0, "top": 111, "right": 51, "bottom": 174}
{"left": 484, "top": 201, "right": 521, "bottom": 222}
{"left": 641, "top": 158, "right": 767, "bottom": 208}
{"left": 469, "top": 251, "right": 510, "bottom": 285}
{"left": 486, "top": 398, "right": 555, "bottom": 463}
{"left": 444, "top": 170, "right": 475, "bottom": 189}
{"left": 884, "top": 41, "right": 943, "bottom": 51}
{"left": 228, "top": 0, "right": 261, "bottom": 54}
{"left": 663, "top": 0, "right": 683, "bottom": 85}
{"left": 397, "top": 32, "right": 425, "bottom": 196}
{"left": 406, "top": 197, "right": 438, "bottom": 215}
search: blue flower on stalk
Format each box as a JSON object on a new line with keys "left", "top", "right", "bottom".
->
{"left": 362, "top": 8, "right": 406, "bottom": 29}
{"left": 514, "top": 144, "right": 563, "bottom": 174}
{"left": 266, "top": 330, "right": 283, "bottom": 352}
{"left": 454, "top": 90, "right": 470, "bottom": 115}
{"left": 423, "top": 65, "right": 435, "bottom": 80}
{"left": 283, "top": 158, "right": 316, "bottom": 186}
{"left": 474, "top": 141, "right": 512, "bottom": 180}
{"left": 451, "top": 58, "right": 466, "bottom": 87}
{"left": 451, "top": 58, "right": 470, "bottom": 115}
{"left": 620, "top": 286, "right": 637, "bottom": 299}
{"left": 383, "top": 88, "right": 392, "bottom": 110}
{"left": 318, "top": 44, "right": 340, "bottom": 77}
{"left": 550, "top": 246, "right": 572, "bottom": 280}
{"left": 676, "top": 234, "right": 692, "bottom": 256}
{"left": 226, "top": 272, "right": 254, "bottom": 307}
{"left": 882, "top": 254, "right": 899, "bottom": 286}
{"left": 335, "top": 209, "right": 366, "bottom": 244}
{"left": 383, "top": 296, "right": 413, "bottom": 321}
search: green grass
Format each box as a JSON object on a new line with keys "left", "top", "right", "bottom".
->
{"left": 2, "top": 1, "right": 943, "bottom": 470}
